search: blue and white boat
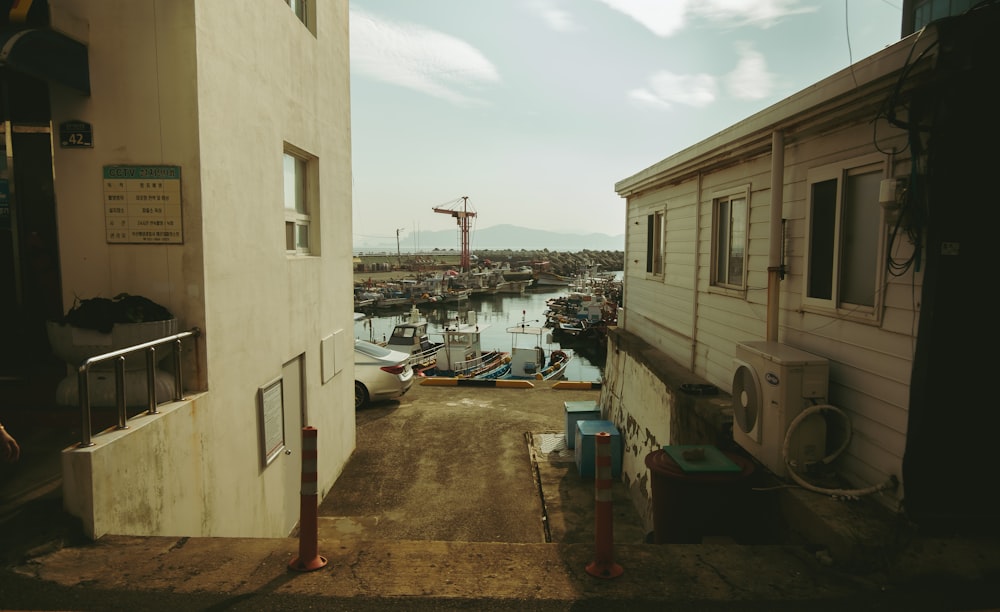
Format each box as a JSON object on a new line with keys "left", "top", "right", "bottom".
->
{"left": 493, "top": 313, "right": 571, "bottom": 381}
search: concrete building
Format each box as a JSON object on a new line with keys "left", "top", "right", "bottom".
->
{"left": 1, "top": 0, "right": 356, "bottom": 538}
{"left": 604, "top": 3, "right": 998, "bottom": 531}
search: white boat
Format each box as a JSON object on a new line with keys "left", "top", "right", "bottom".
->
{"left": 429, "top": 311, "right": 510, "bottom": 378}
{"left": 533, "top": 270, "right": 571, "bottom": 287}
{"left": 495, "top": 313, "right": 571, "bottom": 380}
{"left": 500, "top": 265, "right": 534, "bottom": 282}
{"left": 385, "top": 306, "right": 509, "bottom": 378}
{"left": 384, "top": 306, "right": 440, "bottom": 375}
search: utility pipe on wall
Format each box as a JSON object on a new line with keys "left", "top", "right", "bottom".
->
{"left": 690, "top": 171, "right": 703, "bottom": 370}
{"left": 766, "top": 130, "right": 785, "bottom": 342}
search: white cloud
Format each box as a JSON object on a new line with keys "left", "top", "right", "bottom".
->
{"left": 596, "top": 0, "right": 815, "bottom": 37}
{"left": 692, "top": 0, "right": 817, "bottom": 28}
{"left": 629, "top": 71, "right": 717, "bottom": 110}
{"left": 724, "top": 41, "right": 775, "bottom": 100}
{"left": 350, "top": 8, "right": 501, "bottom": 105}
{"left": 594, "top": 0, "right": 688, "bottom": 37}
{"left": 526, "top": 0, "right": 582, "bottom": 32}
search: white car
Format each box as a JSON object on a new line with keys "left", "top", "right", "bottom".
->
{"left": 354, "top": 339, "right": 414, "bottom": 409}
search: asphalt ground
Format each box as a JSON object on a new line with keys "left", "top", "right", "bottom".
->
{"left": 316, "top": 380, "right": 647, "bottom": 546}
{"left": 2, "top": 378, "right": 1000, "bottom": 610}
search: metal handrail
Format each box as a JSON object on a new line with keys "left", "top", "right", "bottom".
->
{"left": 76, "top": 327, "right": 201, "bottom": 448}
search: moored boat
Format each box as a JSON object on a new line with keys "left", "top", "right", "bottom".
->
{"left": 501, "top": 265, "right": 534, "bottom": 282}
{"left": 493, "top": 312, "right": 571, "bottom": 380}
{"left": 385, "top": 306, "right": 440, "bottom": 375}
{"left": 533, "top": 270, "right": 571, "bottom": 287}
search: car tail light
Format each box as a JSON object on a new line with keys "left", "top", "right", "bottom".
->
{"left": 381, "top": 364, "right": 406, "bottom": 375}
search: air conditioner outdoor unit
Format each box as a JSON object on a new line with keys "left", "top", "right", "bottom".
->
{"left": 731, "top": 341, "right": 829, "bottom": 477}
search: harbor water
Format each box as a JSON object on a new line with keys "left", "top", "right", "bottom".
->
{"left": 354, "top": 286, "right": 608, "bottom": 383}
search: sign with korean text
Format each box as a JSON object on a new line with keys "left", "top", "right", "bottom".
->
{"left": 60, "top": 120, "right": 93, "bottom": 148}
{"left": 103, "top": 165, "right": 183, "bottom": 244}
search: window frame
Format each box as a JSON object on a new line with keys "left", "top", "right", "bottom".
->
{"left": 645, "top": 208, "right": 664, "bottom": 278}
{"left": 803, "top": 153, "right": 886, "bottom": 321}
{"left": 283, "top": 146, "right": 317, "bottom": 256}
{"left": 284, "top": 0, "right": 316, "bottom": 34}
{"left": 710, "top": 185, "right": 750, "bottom": 291}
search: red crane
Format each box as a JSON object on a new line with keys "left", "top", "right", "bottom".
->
{"left": 432, "top": 196, "right": 476, "bottom": 273}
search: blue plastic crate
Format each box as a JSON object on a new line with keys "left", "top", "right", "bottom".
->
{"left": 575, "top": 420, "right": 621, "bottom": 478}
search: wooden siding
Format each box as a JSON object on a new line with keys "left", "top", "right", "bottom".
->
{"left": 619, "top": 116, "right": 920, "bottom": 510}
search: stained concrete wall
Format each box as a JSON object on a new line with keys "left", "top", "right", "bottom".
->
{"left": 601, "top": 327, "right": 734, "bottom": 531}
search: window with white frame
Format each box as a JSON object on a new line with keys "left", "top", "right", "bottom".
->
{"left": 711, "top": 188, "right": 748, "bottom": 289}
{"left": 646, "top": 210, "right": 664, "bottom": 276}
{"left": 284, "top": 149, "right": 315, "bottom": 255}
{"left": 805, "top": 155, "right": 884, "bottom": 314}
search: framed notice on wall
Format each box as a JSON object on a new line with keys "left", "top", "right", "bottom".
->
{"left": 258, "top": 378, "right": 285, "bottom": 467}
{"left": 103, "top": 165, "right": 183, "bottom": 244}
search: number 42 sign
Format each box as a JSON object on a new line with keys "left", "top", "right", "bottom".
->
{"left": 60, "top": 120, "right": 93, "bottom": 148}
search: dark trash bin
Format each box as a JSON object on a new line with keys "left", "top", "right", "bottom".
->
{"left": 645, "top": 446, "right": 754, "bottom": 544}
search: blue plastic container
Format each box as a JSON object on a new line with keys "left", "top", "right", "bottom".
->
{"left": 575, "top": 419, "right": 621, "bottom": 478}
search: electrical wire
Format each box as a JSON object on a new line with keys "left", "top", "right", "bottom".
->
{"left": 843, "top": 0, "right": 859, "bottom": 88}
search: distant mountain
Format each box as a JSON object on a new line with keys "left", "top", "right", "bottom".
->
{"left": 355, "top": 224, "right": 624, "bottom": 253}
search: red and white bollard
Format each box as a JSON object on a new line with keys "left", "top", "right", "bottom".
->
{"left": 586, "top": 431, "right": 623, "bottom": 579}
{"left": 289, "top": 426, "right": 328, "bottom": 572}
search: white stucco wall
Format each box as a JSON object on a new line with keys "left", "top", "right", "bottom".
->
{"left": 51, "top": 0, "right": 355, "bottom": 538}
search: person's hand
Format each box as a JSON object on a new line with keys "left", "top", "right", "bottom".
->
{"left": 1, "top": 425, "right": 19, "bottom": 462}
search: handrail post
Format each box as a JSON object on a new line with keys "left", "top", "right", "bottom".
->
{"left": 115, "top": 356, "right": 128, "bottom": 430}
{"left": 78, "top": 366, "right": 95, "bottom": 447}
{"left": 173, "top": 338, "right": 184, "bottom": 400}
{"left": 74, "top": 328, "right": 199, "bottom": 446}
{"left": 146, "top": 346, "right": 158, "bottom": 414}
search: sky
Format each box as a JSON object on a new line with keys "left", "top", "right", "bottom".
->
{"left": 349, "top": 0, "right": 904, "bottom": 250}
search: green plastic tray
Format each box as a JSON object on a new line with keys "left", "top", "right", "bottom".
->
{"left": 663, "top": 445, "right": 741, "bottom": 473}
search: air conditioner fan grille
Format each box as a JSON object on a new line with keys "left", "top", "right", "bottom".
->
{"left": 732, "top": 364, "right": 760, "bottom": 435}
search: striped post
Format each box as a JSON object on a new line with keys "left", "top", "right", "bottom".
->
{"left": 585, "top": 431, "right": 623, "bottom": 579}
{"left": 288, "top": 426, "right": 328, "bottom": 572}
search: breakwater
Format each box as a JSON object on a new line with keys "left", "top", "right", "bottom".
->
{"left": 354, "top": 249, "right": 624, "bottom": 278}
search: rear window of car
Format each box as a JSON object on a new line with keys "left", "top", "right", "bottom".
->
{"left": 355, "top": 340, "right": 392, "bottom": 358}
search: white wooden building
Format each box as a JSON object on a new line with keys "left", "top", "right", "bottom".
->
{"left": 603, "top": 5, "right": 998, "bottom": 530}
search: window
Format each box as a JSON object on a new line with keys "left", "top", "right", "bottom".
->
{"left": 284, "top": 149, "right": 314, "bottom": 255}
{"left": 711, "top": 189, "right": 748, "bottom": 289}
{"left": 646, "top": 210, "right": 664, "bottom": 276}
{"left": 286, "top": 0, "right": 308, "bottom": 25}
{"left": 805, "top": 156, "right": 884, "bottom": 314}
{"left": 284, "top": 0, "right": 316, "bottom": 34}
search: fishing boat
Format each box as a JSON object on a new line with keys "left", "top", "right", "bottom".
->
{"left": 484, "top": 312, "right": 571, "bottom": 381}
{"left": 386, "top": 306, "right": 508, "bottom": 378}
{"left": 533, "top": 270, "right": 571, "bottom": 287}
{"left": 384, "top": 306, "right": 440, "bottom": 375}
{"left": 433, "top": 315, "right": 510, "bottom": 378}
{"left": 500, "top": 265, "right": 534, "bottom": 282}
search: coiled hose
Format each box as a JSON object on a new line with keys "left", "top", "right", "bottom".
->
{"left": 782, "top": 404, "right": 898, "bottom": 500}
